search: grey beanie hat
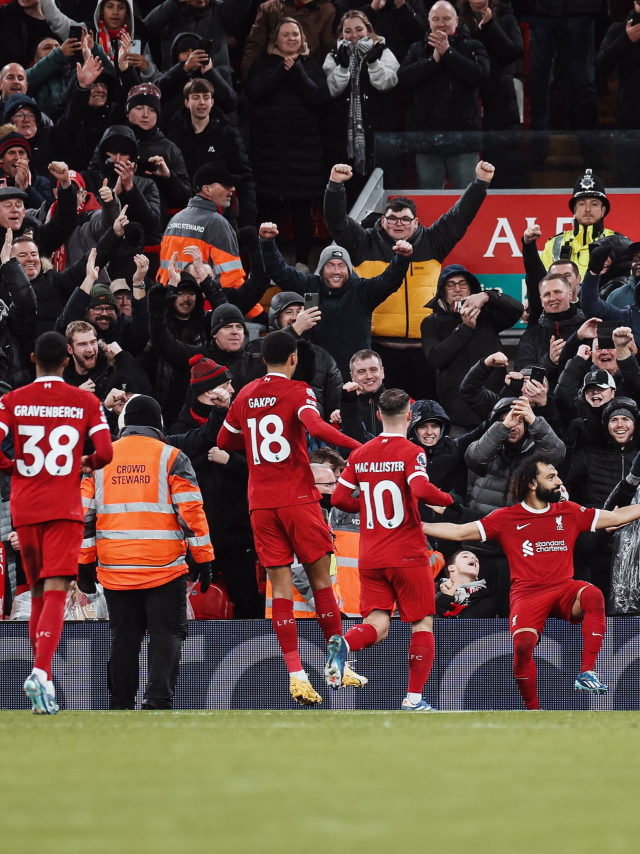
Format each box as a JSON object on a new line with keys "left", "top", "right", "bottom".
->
{"left": 315, "top": 244, "right": 354, "bottom": 276}
{"left": 210, "top": 303, "right": 248, "bottom": 337}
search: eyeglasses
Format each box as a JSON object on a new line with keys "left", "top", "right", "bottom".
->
{"left": 92, "top": 306, "right": 116, "bottom": 314}
{"left": 384, "top": 215, "right": 414, "bottom": 225}
{"left": 13, "top": 112, "right": 35, "bottom": 122}
{"left": 444, "top": 280, "right": 470, "bottom": 290}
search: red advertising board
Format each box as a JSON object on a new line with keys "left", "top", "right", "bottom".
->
{"left": 408, "top": 189, "right": 638, "bottom": 274}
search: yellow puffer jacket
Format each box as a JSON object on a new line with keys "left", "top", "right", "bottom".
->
{"left": 541, "top": 225, "right": 619, "bottom": 279}
{"left": 354, "top": 258, "right": 442, "bottom": 340}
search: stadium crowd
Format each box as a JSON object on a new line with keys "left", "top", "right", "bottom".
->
{"left": 1, "top": 0, "right": 640, "bottom": 637}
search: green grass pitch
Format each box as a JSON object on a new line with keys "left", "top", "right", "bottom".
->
{"left": 2, "top": 710, "right": 639, "bottom": 854}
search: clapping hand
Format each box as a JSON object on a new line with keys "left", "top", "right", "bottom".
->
{"left": 1, "top": 228, "right": 12, "bottom": 266}
{"left": 113, "top": 204, "right": 129, "bottom": 237}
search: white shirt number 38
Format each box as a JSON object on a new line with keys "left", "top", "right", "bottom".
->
{"left": 17, "top": 425, "right": 80, "bottom": 477}
{"left": 246, "top": 415, "right": 291, "bottom": 464}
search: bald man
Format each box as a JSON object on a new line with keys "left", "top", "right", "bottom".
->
{"left": 398, "top": 0, "right": 489, "bottom": 189}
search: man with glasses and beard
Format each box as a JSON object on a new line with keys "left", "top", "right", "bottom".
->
{"left": 422, "top": 453, "right": 640, "bottom": 710}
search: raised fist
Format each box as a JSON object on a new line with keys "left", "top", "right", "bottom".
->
{"left": 259, "top": 222, "right": 279, "bottom": 240}
{"left": 393, "top": 240, "right": 413, "bottom": 257}
{"left": 330, "top": 164, "right": 353, "bottom": 183}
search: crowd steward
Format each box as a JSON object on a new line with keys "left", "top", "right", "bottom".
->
{"left": 1, "top": 0, "right": 640, "bottom": 630}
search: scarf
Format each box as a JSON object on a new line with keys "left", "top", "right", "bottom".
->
{"left": 189, "top": 394, "right": 212, "bottom": 427}
{"left": 98, "top": 20, "right": 130, "bottom": 62}
{"left": 345, "top": 37, "right": 373, "bottom": 176}
{"left": 47, "top": 192, "right": 101, "bottom": 271}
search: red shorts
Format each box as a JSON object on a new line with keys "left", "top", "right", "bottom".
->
{"left": 250, "top": 502, "right": 333, "bottom": 568}
{"left": 359, "top": 564, "right": 435, "bottom": 623}
{"left": 509, "top": 580, "right": 593, "bottom": 637}
{"left": 17, "top": 520, "right": 84, "bottom": 587}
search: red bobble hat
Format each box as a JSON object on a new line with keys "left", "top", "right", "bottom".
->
{"left": 189, "top": 354, "right": 232, "bottom": 396}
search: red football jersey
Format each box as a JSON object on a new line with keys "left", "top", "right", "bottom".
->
{"left": 477, "top": 500, "right": 599, "bottom": 595}
{"left": 222, "top": 373, "right": 321, "bottom": 511}
{"left": 0, "top": 377, "right": 110, "bottom": 526}
{"left": 338, "top": 433, "right": 430, "bottom": 570}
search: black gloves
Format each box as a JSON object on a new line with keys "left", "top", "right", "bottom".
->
{"left": 147, "top": 283, "right": 173, "bottom": 313}
{"left": 335, "top": 44, "right": 350, "bottom": 68}
{"left": 366, "top": 42, "right": 385, "bottom": 64}
{"left": 588, "top": 240, "right": 611, "bottom": 275}
{"left": 77, "top": 562, "right": 97, "bottom": 595}
{"left": 190, "top": 561, "right": 211, "bottom": 594}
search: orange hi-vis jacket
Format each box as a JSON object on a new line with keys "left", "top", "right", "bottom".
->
{"left": 80, "top": 427, "right": 214, "bottom": 590}
{"left": 157, "top": 195, "right": 247, "bottom": 288}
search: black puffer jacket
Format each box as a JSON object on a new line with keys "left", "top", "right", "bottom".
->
{"left": 340, "top": 384, "right": 385, "bottom": 444}
{"left": 563, "top": 398, "right": 640, "bottom": 507}
{"left": 170, "top": 396, "right": 253, "bottom": 550}
{"left": 514, "top": 304, "right": 584, "bottom": 389}
{"left": 421, "top": 264, "right": 523, "bottom": 428}
{"left": 245, "top": 54, "right": 329, "bottom": 201}
{"left": 398, "top": 24, "right": 489, "bottom": 132}
{"left": 408, "top": 398, "right": 483, "bottom": 501}
{"left": 596, "top": 12, "right": 640, "bottom": 129}
{"left": 0, "top": 258, "right": 37, "bottom": 389}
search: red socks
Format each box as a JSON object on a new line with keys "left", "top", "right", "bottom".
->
{"left": 408, "top": 631, "right": 435, "bottom": 694}
{"left": 33, "top": 589, "right": 67, "bottom": 679}
{"left": 513, "top": 631, "right": 540, "bottom": 710}
{"left": 344, "top": 622, "right": 378, "bottom": 651}
{"left": 29, "top": 594, "right": 44, "bottom": 657}
{"left": 313, "top": 586, "right": 342, "bottom": 644}
{"left": 272, "top": 598, "right": 303, "bottom": 674}
{"left": 580, "top": 585, "right": 606, "bottom": 672}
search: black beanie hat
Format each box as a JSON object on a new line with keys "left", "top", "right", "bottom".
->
{"left": 189, "top": 354, "right": 232, "bottom": 396}
{"left": 123, "top": 395, "right": 164, "bottom": 431}
{"left": 210, "top": 303, "right": 247, "bottom": 337}
{"left": 126, "top": 84, "right": 162, "bottom": 117}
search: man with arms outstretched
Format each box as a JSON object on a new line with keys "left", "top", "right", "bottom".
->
{"left": 422, "top": 453, "right": 640, "bottom": 709}
{"left": 327, "top": 389, "right": 454, "bottom": 711}
{"left": 217, "top": 331, "right": 362, "bottom": 705}
{"left": 0, "top": 332, "right": 113, "bottom": 713}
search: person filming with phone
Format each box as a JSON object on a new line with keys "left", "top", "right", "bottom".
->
{"left": 421, "top": 264, "right": 523, "bottom": 436}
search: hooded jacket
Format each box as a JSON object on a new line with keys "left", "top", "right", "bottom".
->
{"left": 260, "top": 238, "right": 412, "bottom": 379}
{"left": 126, "top": 120, "right": 191, "bottom": 212}
{"left": 421, "top": 264, "right": 523, "bottom": 428}
{"left": 398, "top": 23, "right": 489, "bottom": 133}
{"left": 83, "top": 124, "right": 162, "bottom": 243}
{"left": 323, "top": 177, "right": 489, "bottom": 341}
{"left": 408, "top": 398, "right": 484, "bottom": 503}
{"left": 465, "top": 400, "right": 566, "bottom": 516}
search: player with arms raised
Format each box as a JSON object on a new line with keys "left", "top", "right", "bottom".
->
{"left": 218, "top": 331, "right": 362, "bottom": 705}
{"left": 422, "top": 453, "right": 640, "bottom": 709}
{"left": 326, "top": 389, "right": 454, "bottom": 711}
{"left": 0, "top": 332, "right": 113, "bottom": 714}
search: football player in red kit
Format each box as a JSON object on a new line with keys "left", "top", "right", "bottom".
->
{"left": 422, "top": 453, "right": 640, "bottom": 710}
{"left": 218, "top": 331, "right": 362, "bottom": 705}
{"left": 327, "top": 389, "right": 454, "bottom": 711}
{"left": 0, "top": 332, "right": 113, "bottom": 714}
